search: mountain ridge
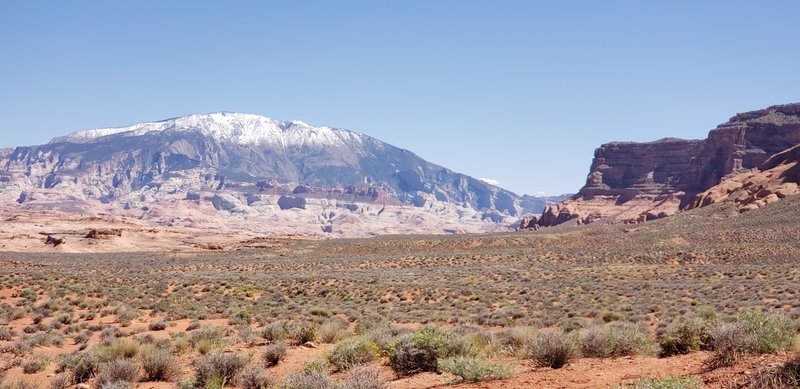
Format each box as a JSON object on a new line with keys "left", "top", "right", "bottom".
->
{"left": 0, "top": 112, "right": 563, "bottom": 237}
{"left": 50, "top": 112, "right": 360, "bottom": 148}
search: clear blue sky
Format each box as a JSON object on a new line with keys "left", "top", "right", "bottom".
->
{"left": 1, "top": 1, "right": 798, "bottom": 196}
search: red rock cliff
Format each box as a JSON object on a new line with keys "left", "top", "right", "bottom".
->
{"left": 540, "top": 103, "right": 800, "bottom": 226}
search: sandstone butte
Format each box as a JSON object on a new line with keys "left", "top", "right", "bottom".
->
{"left": 537, "top": 103, "right": 800, "bottom": 227}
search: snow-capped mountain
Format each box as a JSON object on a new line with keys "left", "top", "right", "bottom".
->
{"left": 52, "top": 112, "right": 364, "bottom": 149}
{"left": 0, "top": 113, "right": 551, "bottom": 236}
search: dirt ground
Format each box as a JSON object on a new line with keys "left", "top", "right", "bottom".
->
{"left": 2, "top": 197, "right": 800, "bottom": 387}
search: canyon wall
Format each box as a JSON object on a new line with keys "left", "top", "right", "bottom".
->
{"left": 540, "top": 103, "right": 800, "bottom": 226}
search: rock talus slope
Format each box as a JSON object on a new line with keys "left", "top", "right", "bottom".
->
{"left": 689, "top": 142, "right": 800, "bottom": 211}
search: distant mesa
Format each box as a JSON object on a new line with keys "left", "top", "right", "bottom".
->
{"left": 539, "top": 103, "right": 800, "bottom": 227}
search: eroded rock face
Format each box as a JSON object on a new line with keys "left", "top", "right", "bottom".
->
{"left": 541, "top": 103, "right": 800, "bottom": 226}
{"left": 689, "top": 143, "right": 800, "bottom": 211}
{"left": 518, "top": 215, "right": 539, "bottom": 230}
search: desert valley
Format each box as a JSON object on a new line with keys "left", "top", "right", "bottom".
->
{"left": 1, "top": 102, "right": 800, "bottom": 389}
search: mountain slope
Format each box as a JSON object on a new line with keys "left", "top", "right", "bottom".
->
{"left": 0, "top": 112, "right": 551, "bottom": 237}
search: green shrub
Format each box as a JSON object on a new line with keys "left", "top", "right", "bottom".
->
{"left": 388, "top": 328, "right": 453, "bottom": 376}
{"left": 238, "top": 366, "right": 274, "bottom": 389}
{"left": 706, "top": 311, "right": 796, "bottom": 370}
{"left": 100, "top": 327, "right": 124, "bottom": 340}
{"left": 178, "top": 379, "right": 195, "bottom": 389}
{"left": 115, "top": 306, "right": 140, "bottom": 326}
{"left": 237, "top": 326, "right": 259, "bottom": 346}
{"left": 58, "top": 351, "right": 99, "bottom": 384}
{"left": 172, "top": 337, "right": 190, "bottom": 355}
{"left": 289, "top": 321, "right": 318, "bottom": 345}
{"left": 189, "top": 326, "right": 228, "bottom": 355}
{"left": 94, "top": 338, "right": 140, "bottom": 362}
{"left": 263, "top": 342, "right": 287, "bottom": 367}
{"left": 139, "top": 348, "right": 180, "bottom": 382}
{"left": 55, "top": 313, "right": 72, "bottom": 325}
{"left": 226, "top": 307, "right": 252, "bottom": 326}
{"left": 737, "top": 310, "right": 796, "bottom": 354}
{"left": 580, "top": 323, "right": 658, "bottom": 358}
{"left": 261, "top": 321, "right": 290, "bottom": 342}
{"left": 309, "top": 307, "right": 331, "bottom": 318}
{"left": 97, "top": 359, "right": 140, "bottom": 386}
{"left": 622, "top": 375, "right": 701, "bottom": 389}
{"left": 318, "top": 321, "right": 348, "bottom": 344}
{"left": 0, "top": 326, "right": 15, "bottom": 341}
{"left": 73, "top": 332, "right": 90, "bottom": 345}
{"left": 262, "top": 320, "right": 318, "bottom": 345}
{"left": 0, "top": 382, "right": 42, "bottom": 389}
{"left": 327, "top": 337, "right": 381, "bottom": 372}
{"left": 364, "top": 325, "right": 411, "bottom": 352}
{"left": 706, "top": 322, "right": 751, "bottom": 369}
{"left": 658, "top": 320, "right": 708, "bottom": 357}
{"left": 448, "top": 327, "right": 492, "bottom": 358}
{"left": 302, "top": 360, "right": 331, "bottom": 374}
{"left": 526, "top": 330, "right": 577, "bottom": 369}
{"left": 338, "top": 364, "right": 387, "bottom": 389}
{"left": 193, "top": 352, "right": 248, "bottom": 388}
{"left": 203, "top": 375, "right": 225, "bottom": 389}
{"left": 281, "top": 370, "right": 335, "bottom": 389}
{"left": 438, "top": 356, "right": 512, "bottom": 383}
{"left": 495, "top": 326, "right": 536, "bottom": 355}
{"left": 22, "top": 355, "right": 50, "bottom": 374}
{"left": 606, "top": 323, "right": 659, "bottom": 357}
{"left": 148, "top": 321, "right": 168, "bottom": 331}
{"left": 48, "top": 374, "right": 71, "bottom": 389}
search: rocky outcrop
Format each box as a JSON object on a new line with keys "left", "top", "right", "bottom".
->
{"left": 518, "top": 215, "right": 540, "bottom": 230}
{"left": 689, "top": 143, "right": 800, "bottom": 211}
{"left": 277, "top": 196, "right": 306, "bottom": 210}
{"left": 212, "top": 194, "right": 245, "bottom": 212}
{"left": 86, "top": 229, "right": 123, "bottom": 239}
{"left": 541, "top": 103, "right": 800, "bottom": 226}
{"left": 45, "top": 235, "right": 64, "bottom": 247}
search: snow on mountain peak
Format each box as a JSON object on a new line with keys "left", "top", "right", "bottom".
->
{"left": 51, "top": 112, "right": 364, "bottom": 148}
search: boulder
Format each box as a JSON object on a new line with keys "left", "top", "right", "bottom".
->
{"left": 246, "top": 195, "right": 263, "bottom": 206}
{"left": 278, "top": 196, "right": 306, "bottom": 210}
{"left": 212, "top": 194, "right": 244, "bottom": 212}
{"left": 45, "top": 235, "right": 64, "bottom": 247}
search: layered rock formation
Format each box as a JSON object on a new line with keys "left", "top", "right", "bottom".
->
{"left": 689, "top": 143, "right": 800, "bottom": 211}
{"left": 541, "top": 103, "right": 800, "bottom": 226}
